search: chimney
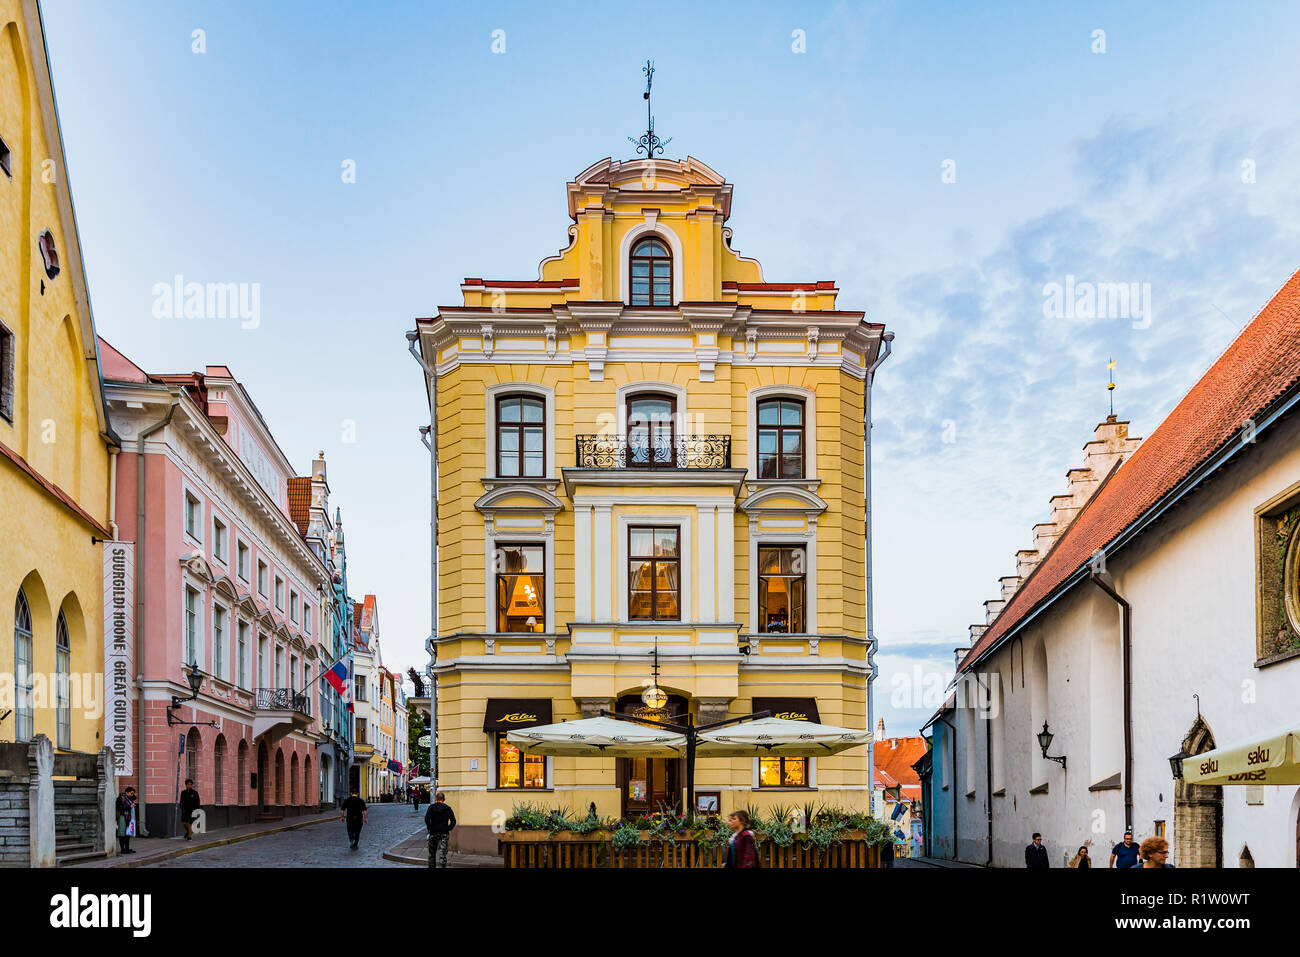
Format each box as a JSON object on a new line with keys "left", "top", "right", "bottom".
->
{"left": 876, "top": 718, "right": 886, "bottom": 739}
{"left": 1016, "top": 549, "right": 1039, "bottom": 579}
{"left": 999, "top": 575, "right": 1021, "bottom": 601}
{"left": 968, "top": 624, "right": 986, "bottom": 645}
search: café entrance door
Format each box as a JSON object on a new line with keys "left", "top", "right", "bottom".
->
{"left": 619, "top": 757, "right": 681, "bottom": 818}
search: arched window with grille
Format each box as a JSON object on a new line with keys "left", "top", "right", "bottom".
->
{"left": 55, "top": 610, "right": 71, "bottom": 749}
{"left": 13, "top": 590, "right": 33, "bottom": 741}
{"left": 629, "top": 237, "right": 672, "bottom": 305}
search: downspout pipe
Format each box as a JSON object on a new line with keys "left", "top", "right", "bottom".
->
{"left": 863, "top": 330, "right": 894, "bottom": 816}
{"left": 985, "top": 686, "right": 994, "bottom": 866}
{"left": 134, "top": 394, "right": 179, "bottom": 836}
{"left": 1090, "top": 569, "right": 1133, "bottom": 832}
{"left": 407, "top": 331, "right": 439, "bottom": 784}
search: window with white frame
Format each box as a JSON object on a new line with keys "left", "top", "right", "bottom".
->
{"left": 55, "top": 610, "right": 71, "bottom": 749}
{"left": 212, "top": 604, "right": 227, "bottom": 680}
{"left": 257, "top": 560, "right": 268, "bottom": 597}
{"left": 258, "top": 636, "right": 268, "bottom": 688}
{"left": 304, "top": 602, "right": 312, "bottom": 636}
{"left": 236, "top": 540, "right": 250, "bottom": 581}
{"left": 275, "top": 646, "right": 283, "bottom": 687}
{"left": 290, "top": 590, "right": 299, "bottom": 623}
{"left": 237, "top": 620, "right": 249, "bottom": 688}
{"left": 213, "top": 516, "right": 228, "bottom": 563}
{"left": 184, "top": 491, "right": 202, "bottom": 541}
{"left": 184, "top": 586, "right": 200, "bottom": 666}
{"left": 13, "top": 589, "right": 33, "bottom": 741}
{"left": 274, "top": 576, "right": 284, "bottom": 611}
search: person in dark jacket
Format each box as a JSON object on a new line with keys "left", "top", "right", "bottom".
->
{"left": 340, "top": 787, "right": 368, "bottom": 850}
{"left": 1025, "top": 832, "right": 1049, "bottom": 869}
{"left": 412, "top": 786, "right": 421, "bottom": 815}
{"left": 424, "top": 792, "right": 456, "bottom": 868}
{"left": 179, "top": 779, "right": 201, "bottom": 841}
{"left": 115, "top": 787, "right": 137, "bottom": 854}
{"left": 723, "top": 810, "right": 760, "bottom": 869}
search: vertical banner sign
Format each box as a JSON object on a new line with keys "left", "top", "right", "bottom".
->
{"left": 102, "top": 542, "right": 135, "bottom": 776}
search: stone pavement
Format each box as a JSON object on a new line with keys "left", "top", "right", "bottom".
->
{"left": 383, "top": 827, "right": 504, "bottom": 868}
{"left": 68, "top": 810, "right": 338, "bottom": 868}
{"left": 894, "top": 855, "right": 986, "bottom": 868}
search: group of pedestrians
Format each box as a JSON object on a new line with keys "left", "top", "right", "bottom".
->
{"left": 1025, "top": 829, "right": 1174, "bottom": 869}
{"left": 337, "top": 786, "right": 456, "bottom": 867}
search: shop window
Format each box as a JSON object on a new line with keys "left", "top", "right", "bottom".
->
{"left": 756, "top": 398, "right": 805, "bottom": 479}
{"left": 494, "top": 543, "right": 544, "bottom": 632}
{"left": 628, "top": 526, "right": 680, "bottom": 620}
{"left": 495, "top": 395, "right": 545, "bottom": 477}
{"left": 759, "top": 756, "right": 808, "bottom": 788}
{"left": 758, "top": 545, "right": 806, "bottom": 633}
{"left": 496, "top": 732, "right": 546, "bottom": 789}
{"left": 629, "top": 237, "right": 672, "bottom": 305}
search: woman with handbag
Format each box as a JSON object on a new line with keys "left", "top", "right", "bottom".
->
{"left": 115, "top": 786, "right": 137, "bottom": 854}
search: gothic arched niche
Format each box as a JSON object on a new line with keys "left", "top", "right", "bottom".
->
{"left": 1175, "top": 716, "right": 1223, "bottom": 868}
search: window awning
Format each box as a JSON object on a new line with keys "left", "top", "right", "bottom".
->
{"left": 753, "top": 697, "right": 821, "bottom": 724}
{"left": 483, "top": 699, "right": 553, "bottom": 732}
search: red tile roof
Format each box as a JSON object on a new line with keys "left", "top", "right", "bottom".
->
{"left": 964, "top": 267, "right": 1300, "bottom": 670}
{"left": 287, "top": 476, "right": 311, "bottom": 536}
{"left": 874, "top": 736, "right": 928, "bottom": 788}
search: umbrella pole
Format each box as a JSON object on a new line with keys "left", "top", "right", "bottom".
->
{"left": 686, "top": 713, "right": 696, "bottom": 820}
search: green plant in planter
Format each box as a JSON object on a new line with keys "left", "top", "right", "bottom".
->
{"left": 761, "top": 814, "right": 795, "bottom": 847}
{"left": 612, "top": 823, "right": 643, "bottom": 850}
{"left": 569, "top": 813, "right": 609, "bottom": 836}
{"left": 505, "top": 802, "right": 552, "bottom": 831}
{"left": 806, "top": 816, "right": 848, "bottom": 850}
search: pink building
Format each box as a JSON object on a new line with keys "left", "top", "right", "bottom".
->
{"left": 100, "top": 340, "right": 339, "bottom": 835}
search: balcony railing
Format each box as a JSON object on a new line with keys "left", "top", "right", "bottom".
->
{"left": 575, "top": 434, "right": 731, "bottom": 470}
{"left": 256, "top": 688, "right": 310, "bottom": 716}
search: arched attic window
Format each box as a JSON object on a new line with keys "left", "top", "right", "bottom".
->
{"left": 630, "top": 237, "right": 672, "bottom": 305}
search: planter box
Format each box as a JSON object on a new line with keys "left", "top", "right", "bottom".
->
{"left": 500, "top": 829, "right": 883, "bottom": 869}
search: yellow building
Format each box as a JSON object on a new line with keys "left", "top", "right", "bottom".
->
{"left": 0, "top": 0, "right": 116, "bottom": 755}
{"left": 409, "top": 155, "right": 891, "bottom": 853}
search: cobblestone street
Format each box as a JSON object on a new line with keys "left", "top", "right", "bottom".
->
{"left": 150, "top": 803, "right": 425, "bottom": 868}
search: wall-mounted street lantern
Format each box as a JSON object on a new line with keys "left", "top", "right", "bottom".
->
{"left": 1168, "top": 749, "right": 1189, "bottom": 780}
{"left": 1037, "top": 722, "right": 1067, "bottom": 769}
{"left": 166, "top": 666, "right": 218, "bottom": 728}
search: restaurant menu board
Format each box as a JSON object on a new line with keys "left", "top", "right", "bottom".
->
{"left": 629, "top": 779, "right": 647, "bottom": 802}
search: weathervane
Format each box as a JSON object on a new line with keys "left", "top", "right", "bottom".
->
{"left": 1107, "top": 358, "right": 1117, "bottom": 417}
{"left": 628, "top": 59, "right": 671, "bottom": 160}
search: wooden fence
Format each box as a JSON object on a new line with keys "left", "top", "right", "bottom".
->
{"left": 500, "top": 830, "right": 883, "bottom": 868}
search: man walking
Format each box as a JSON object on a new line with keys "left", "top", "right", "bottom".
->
{"left": 179, "top": 778, "right": 201, "bottom": 841}
{"left": 1025, "top": 832, "right": 1049, "bottom": 869}
{"left": 424, "top": 791, "right": 456, "bottom": 868}
{"left": 1109, "top": 830, "right": 1140, "bottom": 869}
{"left": 412, "top": 786, "right": 421, "bottom": 815}
{"left": 341, "top": 787, "right": 368, "bottom": 851}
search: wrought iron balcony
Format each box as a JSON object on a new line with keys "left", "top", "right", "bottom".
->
{"left": 575, "top": 434, "right": 731, "bottom": 470}
{"left": 255, "top": 688, "right": 310, "bottom": 716}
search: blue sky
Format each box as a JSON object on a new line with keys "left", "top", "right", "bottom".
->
{"left": 39, "top": 0, "right": 1300, "bottom": 736}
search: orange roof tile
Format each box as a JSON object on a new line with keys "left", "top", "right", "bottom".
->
{"left": 287, "top": 476, "right": 311, "bottom": 536}
{"left": 965, "top": 267, "right": 1300, "bottom": 671}
{"left": 874, "top": 736, "right": 928, "bottom": 788}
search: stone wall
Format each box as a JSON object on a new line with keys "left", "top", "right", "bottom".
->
{"left": 0, "top": 777, "right": 31, "bottom": 865}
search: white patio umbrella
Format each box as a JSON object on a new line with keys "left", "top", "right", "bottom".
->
{"left": 696, "top": 716, "right": 873, "bottom": 757}
{"left": 507, "top": 715, "right": 688, "bottom": 758}
{"left": 1181, "top": 723, "right": 1300, "bottom": 786}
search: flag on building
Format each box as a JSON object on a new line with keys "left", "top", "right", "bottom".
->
{"left": 323, "top": 658, "right": 348, "bottom": 695}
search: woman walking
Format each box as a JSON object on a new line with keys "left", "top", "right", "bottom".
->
{"left": 723, "top": 810, "right": 760, "bottom": 868}
{"left": 1069, "top": 845, "right": 1091, "bottom": 868}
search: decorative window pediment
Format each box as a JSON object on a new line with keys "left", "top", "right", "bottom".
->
{"left": 739, "top": 484, "right": 828, "bottom": 516}
{"left": 180, "top": 552, "right": 216, "bottom": 583}
{"left": 474, "top": 483, "right": 564, "bottom": 515}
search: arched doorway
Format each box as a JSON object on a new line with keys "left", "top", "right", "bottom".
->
{"left": 320, "top": 754, "right": 332, "bottom": 805}
{"left": 290, "top": 752, "right": 300, "bottom": 805}
{"left": 1175, "top": 717, "right": 1223, "bottom": 868}
{"left": 274, "top": 749, "right": 285, "bottom": 805}
{"left": 257, "top": 741, "right": 269, "bottom": 808}
{"left": 615, "top": 693, "right": 688, "bottom": 818}
{"left": 304, "top": 755, "right": 313, "bottom": 807}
